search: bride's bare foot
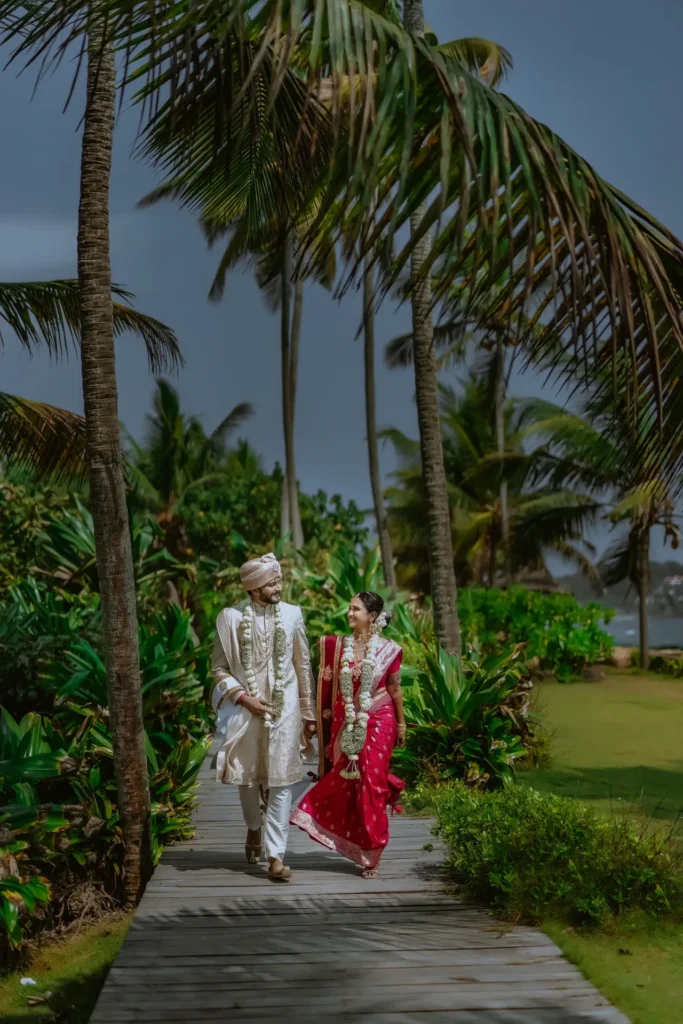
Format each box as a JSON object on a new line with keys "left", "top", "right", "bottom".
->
{"left": 361, "top": 867, "right": 379, "bottom": 879}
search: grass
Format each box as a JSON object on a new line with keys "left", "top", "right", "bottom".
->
{"left": 528, "top": 668, "right": 683, "bottom": 1024}
{"left": 545, "top": 918, "right": 683, "bottom": 1024}
{"left": 0, "top": 913, "right": 132, "bottom": 1023}
{"left": 522, "top": 668, "right": 683, "bottom": 826}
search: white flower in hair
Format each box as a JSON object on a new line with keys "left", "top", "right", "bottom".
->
{"left": 374, "top": 610, "right": 389, "bottom": 634}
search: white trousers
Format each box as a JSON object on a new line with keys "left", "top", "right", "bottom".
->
{"left": 239, "top": 784, "right": 292, "bottom": 861}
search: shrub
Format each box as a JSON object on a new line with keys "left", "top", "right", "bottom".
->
{"left": 648, "top": 654, "right": 683, "bottom": 679}
{"left": 431, "top": 784, "right": 683, "bottom": 927}
{"left": 0, "top": 580, "right": 100, "bottom": 717}
{"left": 394, "top": 645, "right": 535, "bottom": 788}
{"left": 459, "top": 587, "right": 615, "bottom": 679}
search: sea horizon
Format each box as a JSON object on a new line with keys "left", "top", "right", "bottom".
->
{"left": 607, "top": 613, "right": 682, "bottom": 649}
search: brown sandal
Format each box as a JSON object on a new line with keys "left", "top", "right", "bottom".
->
{"left": 267, "top": 859, "right": 292, "bottom": 882}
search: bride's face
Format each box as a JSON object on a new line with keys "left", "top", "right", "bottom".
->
{"left": 348, "top": 596, "right": 375, "bottom": 634}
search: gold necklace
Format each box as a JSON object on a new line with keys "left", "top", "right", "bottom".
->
{"left": 352, "top": 631, "right": 371, "bottom": 672}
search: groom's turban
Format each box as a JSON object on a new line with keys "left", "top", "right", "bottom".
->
{"left": 240, "top": 552, "right": 282, "bottom": 591}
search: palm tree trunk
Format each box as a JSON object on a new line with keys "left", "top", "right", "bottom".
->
{"left": 494, "top": 339, "right": 509, "bottom": 584}
{"left": 289, "top": 273, "right": 305, "bottom": 549}
{"left": 403, "top": 0, "right": 461, "bottom": 654}
{"left": 78, "top": 27, "right": 150, "bottom": 906}
{"left": 363, "top": 259, "right": 396, "bottom": 594}
{"left": 638, "top": 526, "right": 650, "bottom": 670}
{"left": 280, "top": 234, "right": 303, "bottom": 549}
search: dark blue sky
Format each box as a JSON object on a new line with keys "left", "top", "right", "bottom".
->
{"left": 1, "top": 1, "right": 681, "bottom": 562}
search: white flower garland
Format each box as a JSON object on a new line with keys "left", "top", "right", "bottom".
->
{"left": 239, "top": 603, "right": 288, "bottom": 728}
{"left": 338, "top": 632, "right": 380, "bottom": 779}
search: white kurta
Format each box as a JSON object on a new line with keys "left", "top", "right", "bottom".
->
{"left": 210, "top": 601, "right": 315, "bottom": 789}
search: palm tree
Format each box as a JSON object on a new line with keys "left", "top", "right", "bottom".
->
{"left": 383, "top": 376, "right": 600, "bottom": 593}
{"left": 7, "top": 0, "right": 683, "bottom": 890}
{"left": 524, "top": 396, "right": 681, "bottom": 670}
{"left": 200, "top": 219, "right": 333, "bottom": 551}
{"left": 362, "top": 253, "right": 397, "bottom": 593}
{"left": 129, "top": 378, "right": 253, "bottom": 558}
{"left": 70, "top": 0, "right": 683, "bottom": 636}
{"left": 74, "top": 22, "right": 153, "bottom": 905}
{"left": 0, "top": 279, "right": 179, "bottom": 478}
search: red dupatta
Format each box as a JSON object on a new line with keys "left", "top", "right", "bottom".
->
{"left": 315, "top": 634, "right": 343, "bottom": 778}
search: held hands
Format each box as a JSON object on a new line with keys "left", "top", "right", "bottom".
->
{"left": 395, "top": 723, "right": 407, "bottom": 748}
{"left": 238, "top": 693, "right": 271, "bottom": 718}
{"left": 304, "top": 721, "right": 317, "bottom": 739}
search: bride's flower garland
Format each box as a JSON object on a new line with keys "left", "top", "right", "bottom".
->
{"left": 339, "top": 632, "right": 381, "bottom": 779}
{"left": 239, "top": 603, "right": 288, "bottom": 728}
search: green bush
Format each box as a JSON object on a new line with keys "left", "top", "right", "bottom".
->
{"left": 0, "top": 606, "right": 211, "bottom": 955}
{"left": 183, "top": 466, "right": 368, "bottom": 569}
{"left": 648, "top": 654, "right": 683, "bottom": 679}
{"left": 459, "top": 587, "right": 615, "bottom": 679}
{"left": 0, "top": 580, "right": 100, "bottom": 717}
{"left": 394, "top": 645, "right": 534, "bottom": 788}
{"left": 431, "top": 784, "right": 683, "bottom": 927}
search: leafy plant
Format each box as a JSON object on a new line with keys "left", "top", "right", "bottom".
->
{"left": 394, "top": 645, "right": 534, "bottom": 788}
{"left": 0, "top": 579, "right": 100, "bottom": 716}
{"left": 431, "top": 784, "right": 683, "bottom": 928}
{"left": 294, "top": 545, "right": 394, "bottom": 636}
{"left": 459, "top": 587, "right": 615, "bottom": 679}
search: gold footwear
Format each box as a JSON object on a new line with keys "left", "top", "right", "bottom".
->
{"left": 245, "top": 828, "right": 262, "bottom": 865}
{"left": 267, "top": 859, "right": 292, "bottom": 882}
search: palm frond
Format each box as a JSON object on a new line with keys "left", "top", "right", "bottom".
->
{"left": 435, "top": 37, "right": 512, "bottom": 86}
{"left": 0, "top": 392, "right": 86, "bottom": 480}
{"left": 599, "top": 532, "right": 638, "bottom": 590}
{"left": 4, "top": 0, "right": 683, "bottom": 479}
{"left": 384, "top": 320, "right": 470, "bottom": 368}
{"left": 210, "top": 402, "right": 255, "bottom": 446}
{"left": 0, "top": 280, "right": 181, "bottom": 373}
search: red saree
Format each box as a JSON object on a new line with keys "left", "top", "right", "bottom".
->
{"left": 290, "top": 634, "right": 404, "bottom": 869}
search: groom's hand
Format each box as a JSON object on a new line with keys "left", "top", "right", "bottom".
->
{"left": 238, "top": 694, "right": 271, "bottom": 718}
{"left": 304, "top": 721, "right": 317, "bottom": 739}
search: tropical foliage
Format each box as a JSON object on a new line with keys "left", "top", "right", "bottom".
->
{"left": 430, "top": 784, "right": 683, "bottom": 928}
{"left": 383, "top": 376, "right": 602, "bottom": 593}
{"left": 0, "top": 606, "right": 211, "bottom": 955}
{"left": 524, "top": 393, "right": 681, "bottom": 668}
{"left": 394, "top": 644, "right": 534, "bottom": 788}
{"left": 459, "top": 588, "right": 615, "bottom": 682}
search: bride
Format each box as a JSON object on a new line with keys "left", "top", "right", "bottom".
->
{"left": 290, "top": 592, "right": 406, "bottom": 879}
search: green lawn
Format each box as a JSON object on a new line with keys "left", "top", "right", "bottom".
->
{"left": 526, "top": 669, "right": 683, "bottom": 1024}
{"left": 522, "top": 669, "right": 683, "bottom": 827}
{"left": 0, "top": 913, "right": 132, "bottom": 1023}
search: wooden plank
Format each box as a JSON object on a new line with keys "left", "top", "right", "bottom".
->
{"left": 91, "top": 751, "right": 629, "bottom": 1024}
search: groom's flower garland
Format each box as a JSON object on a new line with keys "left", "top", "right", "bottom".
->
{"left": 239, "top": 603, "right": 288, "bottom": 728}
{"left": 339, "top": 632, "right": 380, "bottom": 779}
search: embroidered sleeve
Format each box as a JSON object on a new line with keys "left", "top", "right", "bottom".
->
{"left": 210, "top": 633, "right": 245, "bottom": 709}
{"left": 293, "top": 609, "right": 315, "bottom": 720}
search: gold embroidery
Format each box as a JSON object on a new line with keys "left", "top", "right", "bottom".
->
{"left": 322, "top": 665, "right": 333, "bottom": 682}
{"left": 323, "top": 709, "right": 332, "bottom": 720}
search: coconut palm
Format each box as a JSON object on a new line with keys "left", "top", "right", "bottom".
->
{"left": 0, "top": 279, "right": 179, "bottom": 478}
{"left": 523, "top": 396, "right": 681, "bottom": 670}
{"left": 383, "top": 376, "right": 600, "bottom": 593}
{"left": 197, "top": 215, "right": 334, "bottom": 551}
{"left": 6, "top": 0, "right": 683, "bottom": 892}
{"left": 129, "top": 378, "right": 253, "bottom": 557}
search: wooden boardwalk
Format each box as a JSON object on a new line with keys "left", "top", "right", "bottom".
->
{"left": 91, "top": 755, "right": 629, "bottom": 1023}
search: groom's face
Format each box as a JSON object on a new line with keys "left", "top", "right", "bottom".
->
{"left": 253, "top": 575, "right": 283, "bottom": 606}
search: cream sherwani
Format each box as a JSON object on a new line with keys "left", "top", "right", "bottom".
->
{"left": 210, "top": 601, "right": 315, "bottom": 789}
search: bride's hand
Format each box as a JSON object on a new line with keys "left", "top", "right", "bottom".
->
{"left": 395, "top": 723, "right": 407, "bottom": 748}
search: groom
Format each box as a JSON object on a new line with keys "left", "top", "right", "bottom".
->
{"left": 210, "top": 553, "right": 316, "bottom": 881}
